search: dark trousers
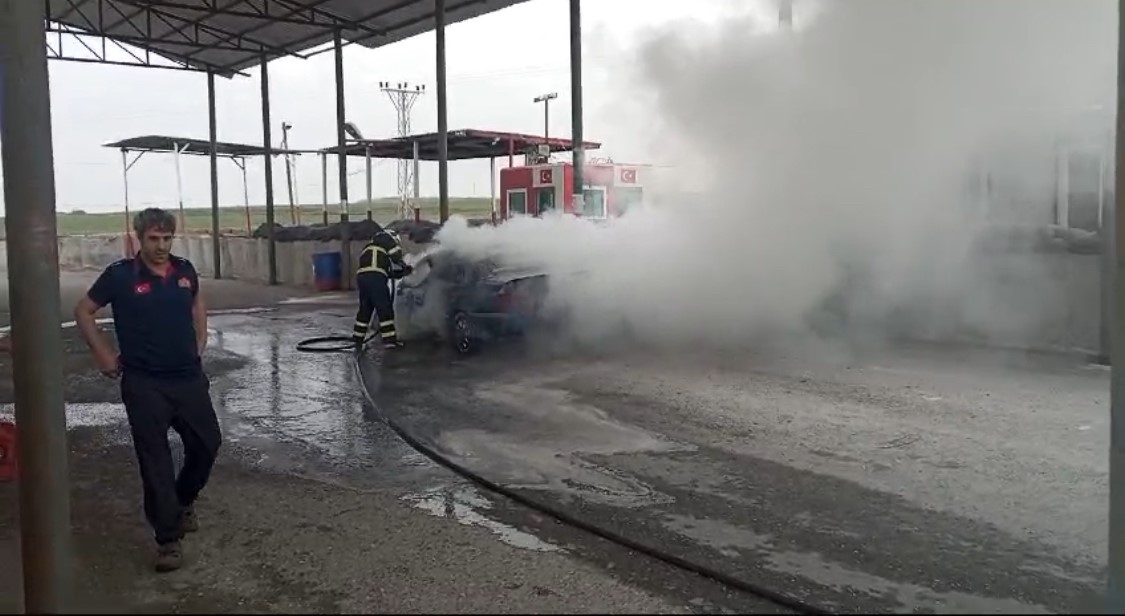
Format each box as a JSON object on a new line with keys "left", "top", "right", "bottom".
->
{"left": 353, "top": 272, "right": 397, "bottom": 344}
{"left": 121, "top": 371, "right": 222, "bottom": 545}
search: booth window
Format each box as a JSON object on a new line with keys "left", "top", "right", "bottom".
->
{"left": 582, "top": 188, "right": 607, "bottom": 218}
{"left": 615, "top": 187, "right": 643, "bottom": 216}
{"left": 508, "top": 189, "right": 528, "bottom": 216}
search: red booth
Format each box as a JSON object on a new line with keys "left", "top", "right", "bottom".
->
{"left": 499, "top": 161, "right": 647, "bottom": 220}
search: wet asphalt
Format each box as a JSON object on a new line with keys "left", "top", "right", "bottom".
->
{"left": 8, "top": 294, "right": 1110, "bottom": 614}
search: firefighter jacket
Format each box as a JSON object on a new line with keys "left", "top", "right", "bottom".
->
{"left": 356, "top": 231, "right": 408, "bottom": 278}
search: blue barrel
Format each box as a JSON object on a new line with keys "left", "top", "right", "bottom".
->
{"left": 311, "top": 251, "right": 343, "bottom": 292}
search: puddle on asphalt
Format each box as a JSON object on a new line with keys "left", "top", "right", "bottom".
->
{"left": 401, "top": 485, "right": 563, "bottom": 553}
{"left": 0, "top": 402, "right": 124, "bottom": 428}
{"left": 661, "top": 513, "right": 1053, "bottom": 614}
{"left": 279, "top": 294, "right": 353, "bottom": 305}
{"left": 209, "top": 307, "right": 278, "bottom": 316}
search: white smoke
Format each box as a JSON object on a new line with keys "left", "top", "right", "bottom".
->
{"left": 436, "top": 0, "right": 1116, "bottom": 351}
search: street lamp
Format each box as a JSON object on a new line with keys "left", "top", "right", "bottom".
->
{"left": 533, "top": 92, "right": 558, "bottom": 142}
{"left": 281, "top": 122, "right": 297, "bottom": 223}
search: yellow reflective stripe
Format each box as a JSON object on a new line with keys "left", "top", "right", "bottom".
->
{"left": 354, "top": 321, "right": 369, "bottom": 329}
{"left": 360, "top": 245, "right": 385, "bottom": 262}
{"left": 380, "top": 330, "right": 397, "bottom": 339}
{"left": 356, "top": 266, "right": 386, "bottom": 275}
{"left": 379, "top": 320, "right": 395, "bottom": 327}
{"left": 388, "top": 245, "right": 402, "bottom": 255}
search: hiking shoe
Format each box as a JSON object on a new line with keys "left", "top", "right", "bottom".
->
{"left": 383, "top": 340, "right": 404, "bottom": 351}
{"left": 181, "top": 507, "right": 198, "bottom": 534}
{"left": 155, "top": 541, "right": 183, "bottom": 573}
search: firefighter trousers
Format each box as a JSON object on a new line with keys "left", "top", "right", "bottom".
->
{"left": 354, "top": 271, "right": 397, "bottom": 345}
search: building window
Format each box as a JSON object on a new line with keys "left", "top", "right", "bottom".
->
{"left": 1064, "top": 149, "right": 1104, "bottom": 231}
{"left": 614, "top": 187, "right": 643, "bottom": 216}
{"left": 582, "top": 188, "right": 606, "bottom": 218}
{"left": 508, "top": 189, "right": 527, "bottom": 216}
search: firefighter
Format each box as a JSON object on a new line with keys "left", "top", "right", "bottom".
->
{"left": 353, "top": 225, "right": 413, "bottom": 351}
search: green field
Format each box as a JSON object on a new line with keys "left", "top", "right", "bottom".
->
{"left": 43, "top": 197, "right": 495, "bottom": 237}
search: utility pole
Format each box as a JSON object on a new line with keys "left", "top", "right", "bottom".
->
{"left": 380, "top": 81, "right": 425, "bottom": 219}
{"left": 533, "top": 92, "right": 558, "bottom": 142}
{"left": 281, "top": 121, "right": 297, "bottom": 224}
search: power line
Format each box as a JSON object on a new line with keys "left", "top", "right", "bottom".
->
{"left": 379, "top": 81, "right": 425, "bottom": 219}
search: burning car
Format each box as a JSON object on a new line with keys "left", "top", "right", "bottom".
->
{"left": 393, "top": 248, "right": 551, "bottom": 354}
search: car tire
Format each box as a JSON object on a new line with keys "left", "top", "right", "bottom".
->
{"left": 449, "top": 311, "right": 479, "bottom": 355}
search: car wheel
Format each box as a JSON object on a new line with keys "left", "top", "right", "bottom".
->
{"left": 450, "top": 311, "right": 478, "bottom": 355}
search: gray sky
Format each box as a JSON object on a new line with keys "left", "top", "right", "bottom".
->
{"left": 0, "top": 0, "right": 761, "bottom": 215}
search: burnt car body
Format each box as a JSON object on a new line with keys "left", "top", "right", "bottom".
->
{"left": 394, "top": 249, "right": 551, "bottom": 354}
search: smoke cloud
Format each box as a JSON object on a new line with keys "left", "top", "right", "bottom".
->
{"left": 434, "top": 0, "right": 1116, "bottom": 352}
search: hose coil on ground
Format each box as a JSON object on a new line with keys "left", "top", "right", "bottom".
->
{"left": 351, "top": 356, "right": 829, "bottom": 615}
{"left": 295, "top": 335, "right": 356, "bottom": 353}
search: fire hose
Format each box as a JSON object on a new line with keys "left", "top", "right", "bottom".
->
{"left": 295, "top": 278, "right": 400, "bottom": 354}
{"left": 351, "top": 355, "right": 830, "bottom": 616}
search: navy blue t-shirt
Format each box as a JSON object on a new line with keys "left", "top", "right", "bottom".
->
{"left": 87, "top": 255, "right": 202, "bottom": 379}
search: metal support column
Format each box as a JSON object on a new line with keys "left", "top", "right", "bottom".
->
{"left": 121, "top": 150, "right": 133, "bottom": 256}
{"left": 1103, "top": 157, "right": 1115, "bottom": 366}
{"left": 320, "top": 153, "right": 329, "bottom": 225}
{"left": 334, "top": 30, "right": 352, "bottom": 289}
{"left": 435, "top": 0, "right": 450, "bottom": 223}
{"left": 0, "top": 0, "right": 73, "bottom": 611}
{"left": 569, "top": 0, "right": 585, "bottom": 212}
{"left": 1110, "top": 1, "right": 1125, "bottom": 609}
{"left": 413, "top": 140, "right": 421, "bottom": 204}
{"left": 173, "top": 141, "right": 186, "bottom": 231}
{"left": 260, "top": 56, "right": 277, "bottom": 285}
{"left": 208, "top": 71, "right": 222, "bottom": 279}
{"left": 490, "top": 156, "right": 497, "bottom": 217}
{"left": 365, "top": 146, "right": 373, "bottom": 221}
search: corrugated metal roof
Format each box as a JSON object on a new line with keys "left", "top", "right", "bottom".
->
{"left": 48, "top": 0, "right": 531, "bottom": 77}
{"left": 103, "top": 134, "right": 303, "bottom": 156}
{"left": 318, "top": 129, "right": 602, "bottom": 160}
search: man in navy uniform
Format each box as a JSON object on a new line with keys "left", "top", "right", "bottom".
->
{"left": 74, "top": 207, "right": 221, "bottom": 573}
{"left": 353, "top": 225, "right": 412, "bottom": 350}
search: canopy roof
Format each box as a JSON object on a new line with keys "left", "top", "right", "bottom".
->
{"left": 48, "top": 0, "right": 531, "bottom": 77}
{"left": 319, "top": 129, "right": 602, "bottom": 161}
{"left": 104, "top": 134, "right": 302, "bottom": 157}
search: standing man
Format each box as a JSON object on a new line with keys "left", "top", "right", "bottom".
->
{"left": 353, "top": 225, "right": 412, "bottom": 350}
{"left": 74, "top": 208, "right": 221, "bottom": 573}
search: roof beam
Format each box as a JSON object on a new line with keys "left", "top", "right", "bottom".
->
{"left": 117, "top": 0, "right": 301, "bottom": 58}
{"left": 46, "top": 21, "right": 236, "bottom": 73}
{"left": 342, "top": 0, "right": 482, "bottom": 48}
{"left": 45, "top": 25, "right": 278, "bottom": 52}
{"left": 179, "top": 0, "right": 336, "bottom": 63}
{"left": 262, "top": 0, "right": 418, "bottom": 66}
{"left": 269, "top": 0, "right": 387, "bottom": 38}
{"left": 53, "top": 0, "right": 95, "bottom": 23}
{"left": 109, "top": 0, "right": 337, "bottom": 27}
